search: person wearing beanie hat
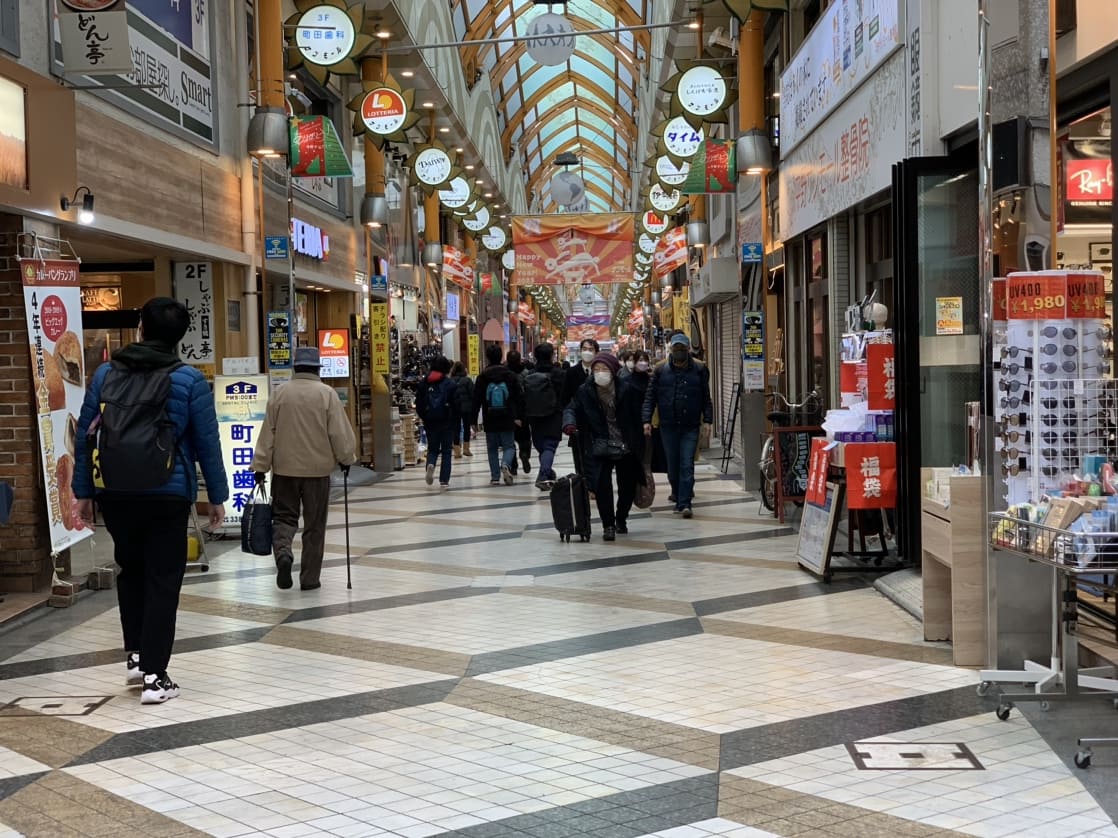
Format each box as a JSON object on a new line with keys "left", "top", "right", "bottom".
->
{"left": 562, "top": 351, "right": 646, "bottom": 541}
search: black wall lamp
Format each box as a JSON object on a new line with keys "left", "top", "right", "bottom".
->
{"left": 60, "top": 186, "right": 95, "bottom": 225}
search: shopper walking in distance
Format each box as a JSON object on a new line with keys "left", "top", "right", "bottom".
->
{"left": 73, "top": 297, "right": 228, "bottom": 705}
{"left": 450, "top": 361, "right": 474, "bottom": 458}
{"left": 251, "top": 347, "right": 356, "bottom": 591}
{"left": 505, "top": 349, "right": 533, "bottom": 476}
{"left": 474, "top": 344, "right": 524, "bottom": 485}
{"left": 523, "top": 343, "right": 567, "bottom": 490}
{"left": 642, "top": 333, "right": 713, "bottom": 518}
{"left": 416, "top": 356, "right": 459, "bottom": 488}
{"left": 563, "top": 352, "right": 645, "bottom": 541}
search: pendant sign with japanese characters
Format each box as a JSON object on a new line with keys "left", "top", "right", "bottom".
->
{"left": 463, "top": 205, "right": 491, "bottom": 233}
{"left": 845, "top": 442, "right": 897, "bottom": 510}
{"left": 642, "top": 211, "right": 669, "bottom": 236}
{"left": 438, "top": 176, "right": 473, "bottom": 209}
{"left": 649, "top": 182, "right": 682, "bottom": 213}
{"left": 661, "top": 116, "right": 704, "bottom": 162}
{"left": 285, "top": 0, "right": 373, "bottom": 84}
{"left": 502, "top": 249, "right": 517, "bottom": 271}
{"left": 664, "top": 62, "right": 733, "bottom": 130}
{"left": 60, "top": 0, "right": 118, "bottom": 9}
{"left": 411, "top": 144, "right": 455, "bottom": 190}
{"left": 360, "top": 87, "right": 406, "bottom": 134}
{"left": 482, "top": 227, "right": 508, "bottom": 252}
{"left": 638, "top": 233, "right": 658, "bottom": 255}
{"left": 526, "top": 12, "right": 577, "bottom": 66}
{"left": 172, "top": 262, "right": 215, "bottom": 368}
{"left": 655, "top": 155, "right": 690, "bottom": 187}
{"left": 866, "top": 343, "right": 895, "bottom": 411}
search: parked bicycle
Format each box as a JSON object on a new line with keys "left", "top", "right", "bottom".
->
{"left": 759, "top": 389, "right": 822, "bottom": 512}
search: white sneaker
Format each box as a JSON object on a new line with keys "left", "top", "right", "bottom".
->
{"left": 501, "top": 464, "right": 514, "bottom": 485}
{"left": 125, "top": 652, "right": 143, "bottom": 687}
{"left": 425, "top": 464, "right": 435, "bottom": 485}
{"left": 141, "top": 672, "right": 180, "bottom": 704}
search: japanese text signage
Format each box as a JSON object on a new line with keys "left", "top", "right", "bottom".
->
{"left": 677, "top": 65, "right": 728, "bottom": 118}
{"left": 1007, "top": 272, "right": 1067, "bottom": 320}
{"left": 935, "top": 297, "right": 963, "bottom": 335}
{"left": 370, "top": 303, "right": 389, "bottom": 375}
{"left": 295, "top": 5, "right": 355, "bottom": 67}
{"left": 866, "top": 343, "right": 895, "bottom": 411}
{"left": 318, "top": 329, "right": 350, "bottom": 379}
{"left": 467, "top": 334, "right": 480, "bottom": 377}
{"left": 60, "top": 11, "right": 132, "bottom": 76}
{"left": 446, "top": 293, "right": 460, "bottom": 322}
{"left": 213, "top": 376, "right": 270, "bottom": 527}
{"left": 805, "top": 438, "right": 832, "bottom": 507}
{"left": 172, "top": 262, "right": 214, "bottom": 367}
{"left": 267, "top": 311, "right": 293, "bottom": 370}
{"left": 19, "top": 259, "right": 93, "bottom": 555}
{"left": 1067, "top": 271, "right": 1107, "bottom": 319}
{"left": 742, "top": 311, "right": 764, "bottom": 392}
{"left": 845, "top": 442, "right": 897, "bottom": 510}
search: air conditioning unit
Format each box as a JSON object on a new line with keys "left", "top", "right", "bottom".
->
{"left": 690, "top": 256, "right": 740, "bottom": 306}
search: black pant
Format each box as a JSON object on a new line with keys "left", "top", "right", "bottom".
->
{"left": 515, "top": 422, "right": 532, "bottom": 463}
{"left": 99, "top": 494, "right": 191, "bottom": 678}
{"left": 594, "top": 454, "right": 639, "bottom": 529}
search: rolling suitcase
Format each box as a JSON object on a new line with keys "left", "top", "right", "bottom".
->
{"left": 551, "top": 440, "right": 592, "bottom": 543}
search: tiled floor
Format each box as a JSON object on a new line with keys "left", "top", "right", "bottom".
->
{"left": 0, "top": 442, "right": 1115, "bottom": 837}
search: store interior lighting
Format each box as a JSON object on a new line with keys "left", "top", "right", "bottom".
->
{"left": 60, "top": 187, "right": 95, "bottom": 225}
{"left": 246, "top": 106, "right": 289, "bottom": 157}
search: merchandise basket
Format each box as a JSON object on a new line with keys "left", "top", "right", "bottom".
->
{"left": 984, "top": 512, "right": 1118, "bottom": 769}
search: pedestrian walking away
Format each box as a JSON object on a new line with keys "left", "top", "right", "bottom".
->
{"left": 475, "top": 344, "right": 525, "bottom": 485}
{"left": 564, "top": 352, "right": 646, "bottom": 541}
{"left": 251, "top": 346, "right": 357, "bottom": 591}
{"left": 642, "top": 333, "right": 713, "bottom": 517}
{"left": 73, "top": 297, "right": 229, "bottom": 705}
{"left": 416, "top": 355, "right": 460, "bottom": 488}
{"left": 506, "top": 350, "right": 534, "bottom": 476}
{"left": 450, "top": 361, "right": 474, "bottom": 458}
{"left": 524, "top": 343, "right": 567, "bottom": 489}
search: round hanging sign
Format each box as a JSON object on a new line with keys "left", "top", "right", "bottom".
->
{"left": 649, "top": 183, "right": 682, "bottom": 213}
{"left": 656, "top": 155, "right": 690, "bottom": 186}
{"left": 663, "top": 116, "right": 704, "bottom": 159}
{"left": 464, "top": 206, "right": 491, "bottom": 232}
{"left": 526, "top": 12, "right": 577, "bottom": 66}
{"left": 438, "top": 176, "right": 472, "bottom": 209}
{"left": 360, "top": 87, "right": 407, "bottom": 135}
{"left": 502, "top": 250, "right": 517, "bottom": 271}
{"left": 642, "top": 211, "right": 669, "bottom": 236}
{"left": 454, "top": 199, "right": 481, "bottom": 217}
{"left": 549, "top": 170, "right": 585, "bottom": 206}
{"left": 483, "top": 227, "right": 508, "bottom": 252}
{"left": 295, "top": 6, "right": 356, "bottom": 67}
{"left": 635, "top": 253, "right": 652, "bottom": 266}
{"left": 413, "top": 147, "right": 453, "bottom": 187}
{"left": 638, "top": 233, "right": 657, "bottom": 255}
{"left": 677, "top": 65, "right": 729, "bottom": 117}
{"left": 60, "top": 0, "right": 117, "bottom": 9}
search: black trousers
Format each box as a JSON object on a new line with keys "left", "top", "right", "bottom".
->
{"left": 99, "top": 494, "right": 191, "bottom": 678}
{"left": 515, "top": 422, "right": 532, "bottom": 462}
{"left": 594, "top": 454, "right": 639, "bottom": 529}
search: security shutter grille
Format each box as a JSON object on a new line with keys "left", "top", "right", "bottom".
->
{"left": 717, "top": 296, "right": 743, "bottom": 465}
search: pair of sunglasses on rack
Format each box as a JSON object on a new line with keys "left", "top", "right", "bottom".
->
{"left": 1039, "top": 361, "right": 1110, "bottom": 374}
{"left": 1029, "top": 325, "right": 1113, "bottom": 340}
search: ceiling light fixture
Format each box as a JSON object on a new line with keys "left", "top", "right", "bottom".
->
{"left": 422, "top": 101, "right": 435, "bottom": 109}
{"left": 246, "top": 106, "right": 289, "bottom": 157}
{"left": 439, "top": 126, "right": 450, "bottom": 133}
{"left": 376, "top": 28, "right": 391, "bottom": 39}
{"left": 465, "top": 164, "right": 475, "bottom": 170}
{"left": 60, "top": 186, "right": 95, "bottom": 224}
{"left": 401, "top": 70, "right": 415, "bottom": 77}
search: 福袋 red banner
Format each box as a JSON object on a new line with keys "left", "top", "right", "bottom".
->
{"left": 511, "top": 214, "right": 634, "bottom": 286}
{"left": 566, "top": 313, "right": 611, "bottom": 344}
{"left": 845, "top": 442, "right": 897, "bottom": 510}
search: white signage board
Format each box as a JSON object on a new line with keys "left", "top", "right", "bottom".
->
{"left": 223, "top": 356, "right": 260, "bottom": 375}
{"left": 779, "top": 52, "right": 906, "bottom": 240}
{"left": 173, "top": 262, "right": 215, "bottom": 366}
{"left": 213, "top": 376, "right": 270, "bottom": 527}
{"left": 780, "top": 0, "right": 902, "bottom": 156}
{"left": 60, "top": 10, "right": 132, "bottom": 75}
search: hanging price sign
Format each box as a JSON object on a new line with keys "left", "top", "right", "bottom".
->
{"left": 1007, "top": 273, "right": 1067, "bottom": 320}
{"left": 1066, "top": 270, "right": 1106, "bottom": 319}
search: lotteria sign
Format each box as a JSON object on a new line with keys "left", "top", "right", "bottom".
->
{"left": 360, "top": 87, "right": 407, "bottom": 135}
{"left": 291, "top": 218, "right": 330, "bottom": 260}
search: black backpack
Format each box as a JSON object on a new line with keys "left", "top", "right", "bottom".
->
{"left": 523, "top": 370, "right": 558, "bottom": 418}
{"left": 91, "top": 361, "right": 182, "bottom": 492}
{"left": 425, "top": 379, "right": 452, "bottom": 423}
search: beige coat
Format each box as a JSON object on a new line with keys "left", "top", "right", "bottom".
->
{"left": 251, "top": 373, "right": 357, "bottom": 478}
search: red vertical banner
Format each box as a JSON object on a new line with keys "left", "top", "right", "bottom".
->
{"left": 805, "top": 438, "right": 831, "bottom": 507}
{"left": 1066, "top": 271, "right": 1106, "bottom": 319}
{"left": 866, "top": 344, "right": 895, "bottom": 411}
{"left": 845, "top": 442, "right": 897, "bottom": 509}
{"left": 992, "top": 278, "right": 1008, "bottom": 322}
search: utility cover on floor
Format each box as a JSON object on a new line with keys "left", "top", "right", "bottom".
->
{"left": 1, "top": 696, "right": 113, "bottom": 716}
{"left": 846, "top": 741, "right": 984, "bottom": 770}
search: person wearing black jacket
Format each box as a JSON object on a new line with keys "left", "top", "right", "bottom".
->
{"left": 561, "top": 337, "right": 600, "bottom": 407}
{"left": 450, "top": 362, "right": 474, "bottom": 458}
{"left": 523, "top": 343, "right": 567, "bottom": 489}
{"left": 563, "top": 353, "right": 645, "bottom": 541}
{"left": 416, "top": 356, "right": 460, "bottom": 488}
{"left": 506, "top": 350, "right": 533, "bottom": 476}
{"left": 474, "top": 344, "right": 524, "bottom": 485}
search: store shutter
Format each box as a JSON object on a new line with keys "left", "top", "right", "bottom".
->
{"left": 0, "top": 0, "right": 18, "bottom": 57}
{"left": 717, "top": 295, "right": 743, "bottom": 465}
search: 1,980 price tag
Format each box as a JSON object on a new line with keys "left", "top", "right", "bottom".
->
{"left": 1006, "top": 275, "right": 1067, "bottom": 320}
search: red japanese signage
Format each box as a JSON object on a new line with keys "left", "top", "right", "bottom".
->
{"left": 1067, "top": 271, "right": 1106, "bottom": 319}
{"left": 805, "top": 438, "right": 831, "bottom": 507}
{"left": 511, "top": 213, "right": 634, "bottom": 286}
{"left": 865, "top": 344, "right": 895, "bottom": 411}
{"left": 1007, "top": 272, "right": 1067, "bottom": 320}
{"left": 1066, "top": 159, "right": 1112, "bottom": 206}
{"left": 840, "top": 361, "right": 868, "bottom": 406}
{"left": 992, "top": 278, "right": 1007, "bottom": 323}
{"left": 845, "top": 442, "right": 897, "bottom": 510}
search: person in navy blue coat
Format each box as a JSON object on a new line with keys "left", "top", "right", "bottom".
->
{"left": 74, "top": 298, "right": 228, "bottom": 705}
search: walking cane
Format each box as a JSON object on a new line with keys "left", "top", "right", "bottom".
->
{"left": 343, "top": 465, "right": 352, "bottom": 590}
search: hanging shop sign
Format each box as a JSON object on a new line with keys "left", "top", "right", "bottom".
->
{"left": 654, "top": 155, "right": 690, "bottom": 189}
{"left": 780, "top": 0, "right": 902, "bottom": 155}
{"left": 865, "top": 343, "right": 895, "bottom": 411}
{"left": 410, "top": 142, "right": 456, "bottom": 190}
{"left": 267, "top": 311, "right": 293, "bottom": 369}
{"left": 213, "top": 375, "right": 270, "bottom": 527}
{"left": 648, "top": 182, "right": 683, "bottom": 214}
{"left": 657, "top": 116, "right": 704, "bottom": 164}
{"left": 525, "top": 12, "right": 577, "bottom": 66}
{"left": 641, "top": 211, "right": 669, "bottom": 236}
{"left": 654, "top": 227, "right": 688, "bottom": 278}
{"left": 845, "top": 442, "right": 898, "bottom": 510}
{"left": 289, "top": 115, "right": 353, "bottom": 178}
{"left": 442, "top": 245, "right": 475, "bottom": 292}
{"left": 454, "top": 199, "right": 480, "bottom": 218}
{"left": 60, "top": 11, "right": 132, "bottom": 76}
{"left": 347, "top": 74, "right": 421, "bottom": 146}
{"left": 19, "top": 258, "right": 93, "bottom": 554}
{"left": 502, "top": 249, "right": 517, "bottom": 271}
{"left": 743, "top": 310, "right": 765, "bottom": 391}
{"left": 482, "top": 227, "right": 508, "bottom": 252}
{"left": 317, "top": 329, "right": 350, "bottom": 378}
{"left": 60, "top": 0, "right": 119, "bottom": 10}
{"left": 638, "top": 233, "right": 658, "bottom": 255}
{"left": 463, "top": 205, "right": 491, "bottom": 233}
{"left": 467, "top": 333, "right": 480, "bottom": 376}
{"left": 511, "top": 213, "right": 634, "bottom": 286}
{"left": 681, "top": 139, "right": 737, "bottom": 194}
{"left": 370, "top": 302, "right": 389, "bottom": 375}
{"left": 664, "top": 61, "right": 733, "bottom": 129}
{"left": 286, "top": 0, "right": 373, "bottom": 84}
{"left": 172, "top": 262, "right": 215, "bottom": 369}
{"left": 517, "top": 302, "right": 537, "bottom": 326}
{"left": 438, "top": 175, "right": 473, "bottom": 209}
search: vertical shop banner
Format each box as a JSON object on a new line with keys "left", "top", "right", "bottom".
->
{"left": 742, "top": 311, "right": 764, "bottom": 391}
{"left": 467, "top": 334, "right": 480, "bottom": 377}
{"left": 511, "top": 213, "right": 634, "bottom": 286}
{"left": 213, "top": 376, "right": 270, "bottom": 527}
{"left": 805, "top": 438, "right": 832, "bottom": 507}
{"left": 845, "top": 442, "right": 897, "bottom": 510}
{"left": 866, "top": 343, "right": 895, "bottom": 411}
{"left": 673, "top": 288, "right": 691, "bottom": 340}
{"left": 1007, "top": 272, "right": 1067, "bottom": 320}
{"left": 1067, "top": 271, "right": 1106, "bottom": 319}
{"left": 172, "top": 262, "right": 215, "bottom": 373}
{"left": 680, "top": 140, "right": 736, "bottom": 194}
{"left": 318, "top": 329, "right": 350, "bottom": 379}
{"left": 442, "top": 246, "right": 475, "bottom": 291}
{"left": 266, "top": 311, "right": 293, "bottom": 370}
{"left": 370, "top": 303, "right": 390, "bottom": 375}
{"left": 19, "top": 258, "right": 93, "bottom": 554}
{"left": 653, "top": 227, "right": 688, "bottom": 278}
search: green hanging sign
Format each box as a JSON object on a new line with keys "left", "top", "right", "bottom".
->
{"left": 681, "top": 139, "right": 736, "bottom": 194}
{"left": 289, "top": 116, "right": 354, "bottom": 178}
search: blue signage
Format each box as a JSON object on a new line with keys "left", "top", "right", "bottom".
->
{"left": 224, "top": 381, "right": 259, "bottom": 396}
{"left": 370, "top": 274, "right": 388, "bottom": 294}
{"left": 742, "top": 242, "right": 763, "bottom": 264}
{"left": 265, "top": 236, "right": 290, "bottom": 260}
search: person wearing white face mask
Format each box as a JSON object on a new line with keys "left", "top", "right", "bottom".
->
{"left": 563, "top": 353, "right": 646, "bottom": 541}
{"left": 562, "top": 338, "right": 600, "bottom": 408}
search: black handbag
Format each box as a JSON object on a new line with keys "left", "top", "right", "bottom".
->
{"left": 240, "top": 483, "right": 273, "bottom": 556}
{"left": 592, "top": 439, "right": 629, "bottom": 460}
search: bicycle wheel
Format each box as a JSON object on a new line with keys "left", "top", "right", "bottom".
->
{"left": 760, "top": 469, "right": 776, "bottom": 511}
{"left": 758, "top": 437, "right": 776, "bottom": 511}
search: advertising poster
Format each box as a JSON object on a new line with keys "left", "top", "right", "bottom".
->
{"left": 742, "top": 311, "right": 765, "bottom": 391}
{"left": 213, "top": 375, "right": 270, "bottom": 527}
{"left": 565, "top": 314, "right": 612, "bottom": 345}
{"left": 442, "top": 246, "right": 475, "bottom": 291}
{"left": 318, "top": 329, "right": 350, "bottom": 379}
{"left": 467, "top": 334, "right": 481, "bottom": 377}
{"left": 172, "top": 262, "right": 215, "bottom": 373}
{"left": 654, "top": 227, "right": 688, "bottom": 278}
{"left": 370, "top": 303, "right": 390, "bottom": 375}
{"left": 934, "top": 297, "right": 963, "bottom": 335}
{"left": 20, "top": 258, "right": 93, "bottom": 554}
{"left": 0, "top": 77, "right": 27, "bottom": 190}
{"left": 845, "top": 442, "right": 898, "bottom": 510}
{"left": 266, "top": 310, "right": 293, "bottom": 370}
{"left": 517, "top": 302, "right": 537, "bottom": 326}
{"left": 512, "top": 213, "right": 634, "bottom": 286}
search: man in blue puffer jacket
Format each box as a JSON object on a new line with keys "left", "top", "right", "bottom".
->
{"left": 74, "top": 297, "right": 228, "bottom": 706}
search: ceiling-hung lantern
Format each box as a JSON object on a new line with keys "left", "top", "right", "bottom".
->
{"left": 662, "top": 61, "right": 735, "bottom": 131}
{"left": 409, "top": 140, "right": 461, "bottom": 192}
{"left": 701, "top": 0, "right": 788, "bottom": 24}
{"left": 347, "top": 73, "right": 422, "bottom": 148}
{"left": 285, "top": 0, "right": 374, "bottom": 85}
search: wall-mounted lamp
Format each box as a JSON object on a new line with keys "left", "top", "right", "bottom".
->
{"left": 360, "top": 194, "right": 389, "bottom": 228}
{"left": 736, "top": 128, "right": 773, "bottom": 175}
{"left": 422, "top": 242, "right": 443, "bottom": 268}
{"left": 61, "top": 187, "right": 95, "bottom": 224}
{"left": 686, "top": 220, "right": 710, "bottom": 248}
{"left": 246, "top": 106, "right": 289, "bottom": 157}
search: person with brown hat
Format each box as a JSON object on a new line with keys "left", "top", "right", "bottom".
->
{"left": 562, "top": 352, "right": 645, "bottom": 541}
{"left": 251, "top": 346, "right": 356, "bottom": 591}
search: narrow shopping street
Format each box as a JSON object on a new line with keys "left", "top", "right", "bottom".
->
{"left": 0, "top": 451, "right": 1114, "bottom": 838}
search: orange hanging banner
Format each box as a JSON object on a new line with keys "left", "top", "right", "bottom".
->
{"left": 845, "top": 442, "right": 897, "bottom": 510}
{"left": 511, "top": 213, "right": 634, "bottom": 285}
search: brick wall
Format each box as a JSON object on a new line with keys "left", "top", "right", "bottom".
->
{"left": 0, "top": 216, "right": 53, "bottom": 592}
